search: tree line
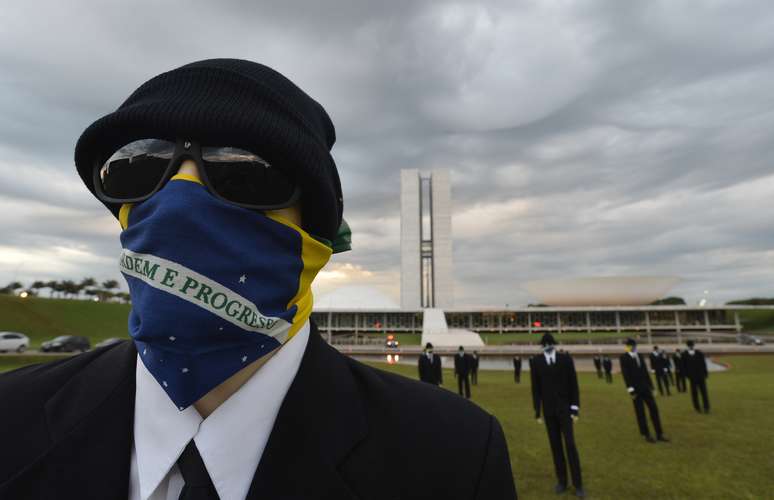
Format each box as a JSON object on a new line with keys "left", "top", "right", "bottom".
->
{"left": 0, "top": 278, "right": 130, "bottom": 303}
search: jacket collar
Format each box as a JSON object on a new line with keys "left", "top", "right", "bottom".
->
{"left": 246, "top": 323, "right": 368, "bottom": 498}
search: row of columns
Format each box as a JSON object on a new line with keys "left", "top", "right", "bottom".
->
{"left": 320, "top": 310, "right": 744, "bottom": 338}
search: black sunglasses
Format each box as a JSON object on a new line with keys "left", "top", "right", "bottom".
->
{"left": 93, "top": 138, "right": 301, "bottom": 211}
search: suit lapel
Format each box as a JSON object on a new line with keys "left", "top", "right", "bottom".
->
{"left": 246, "top": 323, "right": 367, "bottom": 499}
{"left": 41, "top": 341, "right": 137, "bottom": 499}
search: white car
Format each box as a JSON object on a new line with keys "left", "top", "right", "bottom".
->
{"left": 0, "top": 332, "right": 30, "bottom": 353}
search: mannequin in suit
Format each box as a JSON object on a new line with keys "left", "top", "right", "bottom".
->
{"left": 530, "top": 334, "right": 585, "bottom": 498}
{"left": 602, "top": 356, "right": 613, "bottom": 383}
{"left": 620, "top": 338, "right": 670, "bottom": 443}
{"left": 418, "top": 342, "right": 443, "bottom": 386}
{"left": 0, "top": 59, "right": 517, "bottom": 500}
{"left": 454, "top": 346, "right": 472, "bottom": 399}
{"left": 513, "top": 356, "right": 522, "bottom": 383}
{"left": 684, "top": 340, "right": 710, "bottom": 413}
{"left": 673, "top": 349, "right": 687, "bottom": 393}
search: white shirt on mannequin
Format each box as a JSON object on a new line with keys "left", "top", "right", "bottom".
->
{"left": 128, "top": 321, "right": 309, "bottom": 500}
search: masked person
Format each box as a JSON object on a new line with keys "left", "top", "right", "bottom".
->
{"left": 0, "top": 59, "right": 517, "bottom": 500}
{"left": 602, "top": 355, "right": 613, "bottom": 384}
{"left": 673, "top": 348, "right": 687, "bottom": 393}
{"left": 418, "top": 342, "right": 443, "bottom": 386}
{"left": 454, "top": 345, "right": 472, "bottom": 399}
{"left": 530, "top": 334, "right": 584, "bottom": 498}
{"left": 649, "top": 346, "right": 670, "bottom": 396}
{"left": 684, "top": 340, "right": 710, "bottom": 413}
{"left": 592, "top": 354, "right": 603, "bottom": 379}
{"left": 513, "top": 355, "right": 522, "bottom": 384}
{"left": 619, "top": 338, "right": 669, "bottom": 443}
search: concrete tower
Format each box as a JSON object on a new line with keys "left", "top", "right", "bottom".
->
{"left": 400, "top": 169, "right": 453, "bottom": 309}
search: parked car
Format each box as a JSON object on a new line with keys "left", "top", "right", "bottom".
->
{"left": 95, "top": 337, "right": 125, "bottom": 348}
{"left": 738, "top": 334, "right": 765, "bottom": 346}
{"left": 41, "top": 335, "right": 91, "bottom": 353}
{"left": 0, "top": 332, "right": 30, "bottom": 353}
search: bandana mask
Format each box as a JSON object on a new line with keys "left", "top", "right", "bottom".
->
{"left": 118, "top": 175, "right": 331, "bottom": 409}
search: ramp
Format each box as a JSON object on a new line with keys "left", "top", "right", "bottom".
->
{"left": 420, "top": 309, "right": 484, "bottom": 347}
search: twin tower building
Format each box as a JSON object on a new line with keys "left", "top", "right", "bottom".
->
{"left": 400, "top": 169, "right": 454, "bottom": 310}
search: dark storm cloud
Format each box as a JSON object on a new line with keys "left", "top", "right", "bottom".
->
{"left": 1, "top": 0, "right": 773, "bottom": 306}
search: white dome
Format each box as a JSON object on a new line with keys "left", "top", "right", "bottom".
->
{"left": 524, "top": 276, "right": 680, "bottom": 306}
{"left": 315, "top": 285, "right": 400, "bottom": 310}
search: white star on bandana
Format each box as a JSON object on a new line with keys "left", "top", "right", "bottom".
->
{"left": 239, "top": 275, "right": 247, "bottom": 284}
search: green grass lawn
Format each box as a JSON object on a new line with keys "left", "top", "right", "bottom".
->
{"left": 367, "top": 356, "right": 774, "bottom": 500}
{"left": 0, "top": 295, "right": 130, "bottom": 348}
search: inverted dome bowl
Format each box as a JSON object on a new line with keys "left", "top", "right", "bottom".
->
{"left": 524, "top": 276, "right": 681, "bottom": 306}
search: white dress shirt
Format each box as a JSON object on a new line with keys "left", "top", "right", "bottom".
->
{"left": 128, "top": 321, "right": 310, "bottom": 500}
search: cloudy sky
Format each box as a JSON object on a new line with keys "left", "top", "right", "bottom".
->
{"left": 1, "top": 0, "right": 773, "bottom": 307}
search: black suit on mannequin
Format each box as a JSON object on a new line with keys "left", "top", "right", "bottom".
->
{"left": 602, "top": 356, "right": 613, "bottom": 383}
{"left": 592, "top": 356, "right": 602, "bottom": 379}
{"left": 530, "top": 352, "right": 582, "bottom": 491}
{"left": 454, "top": 353, "right": 472, "bottom": 399}
{"left": 685, "top": 349, "right": 710, "bottom": 413}
{"left": 418, "top": 352, "right": 443, "bottom": 385}
{"left": 470, "top": 353, "right": 480, "bottom": 385}
{"left": 513, "top": 357, "right": 522, "bottom": 383}
{"left": 673, "top": 352, "right": 687, "bottom": 392}
{"left": 620, "top": 352, "right": 665, "bottom": 440}
{"left": 649, "top": 351, "right": 670, "bottom": 396}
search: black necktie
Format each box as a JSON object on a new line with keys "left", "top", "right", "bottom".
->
{"left": 177, "top": 440, "right": 219, "bottom": 500}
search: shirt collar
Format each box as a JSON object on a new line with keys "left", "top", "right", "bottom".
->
{"left": 133, "top": 321, "right": 310, "bottom": 500}
{"left": 543, "top": 350, "right": 556, "bottom": 363}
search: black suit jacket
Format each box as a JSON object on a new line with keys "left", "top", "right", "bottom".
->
{"left": 0, "top": 324, "right": 516, "bottom": 499}
{"left": 418, "top": 352, "right": 443, "bottom": 385}
{"left": 529, "top": 353, "right": 579, "bottom": 418}
{"left": 619, "top": 352, "right": 653, "bottom": 396}
{"left": 454, "top": 353, "right": 472, "bottom": 376}
{"left": 661, "top": 354, "right": 672, "bottom": 372}
{"left": 648, "top": 352, "right": 662, "bottom": 373}
{"left": 684, "top": 350, "right": 708, "bottom": 381}
{"left": 602, "top": 357, "right": 612, "bottom": 372}
{"left": 512, "top": 357, "right": 522, "bottom": 371}
{"left": 672, "top": 353, "right": 685, "bottom": 373}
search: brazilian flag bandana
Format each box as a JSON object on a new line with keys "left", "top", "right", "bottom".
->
{"left": 118, "top": 174, "right": 332, "bottom": 410}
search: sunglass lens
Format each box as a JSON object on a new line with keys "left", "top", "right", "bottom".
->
{"left": 202, "top": 147, "right": 297, "bottom": 207}
{"left": 99, "top": 139, "right": 174, "bottom": 199}
{"left": 205, "top": 162, "right": 297, "bottom": 206}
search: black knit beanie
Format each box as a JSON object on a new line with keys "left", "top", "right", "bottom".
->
{"left": 74, "top": 58, "right": 343, "bottom": 241}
